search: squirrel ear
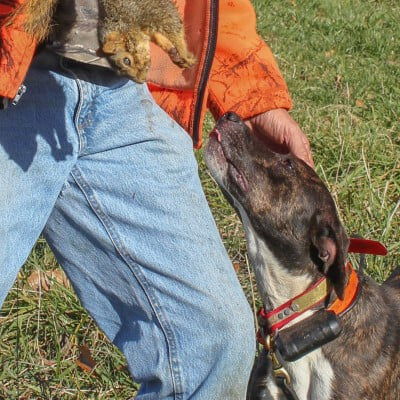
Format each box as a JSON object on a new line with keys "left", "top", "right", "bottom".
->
{"left": 310, "top": 214, "right": 349, "bottom": 299}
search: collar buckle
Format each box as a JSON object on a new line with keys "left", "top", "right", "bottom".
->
{"left": 266, "top": 335, "right": 300, "bottom": 400}
{"left": 262, "top": 334, "right": 292, "bottom": 386}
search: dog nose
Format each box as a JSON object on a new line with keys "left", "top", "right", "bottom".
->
{"left": 225, "top": 112, "right": 241, "bottom": 123}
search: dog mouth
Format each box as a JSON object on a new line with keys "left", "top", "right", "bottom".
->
{"left": 208, "top": 128, "right": 249, "bottom": 192}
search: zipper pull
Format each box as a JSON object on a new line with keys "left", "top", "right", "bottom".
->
{"left": 0, "top": 84, "right": 27, "bottom": 110}
{"left": 12, "top": 84, "right": 27, "bottom": 106}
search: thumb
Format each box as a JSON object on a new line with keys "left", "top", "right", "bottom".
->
{"left": 286, "top": 128, "right": 314, "bottom": 168}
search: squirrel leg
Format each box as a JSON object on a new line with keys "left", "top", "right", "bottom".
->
{"left": 152, "top": 31, "right": 196, "bottom": 69}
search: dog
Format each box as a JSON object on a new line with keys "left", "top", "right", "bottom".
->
{"left": 204, "top": 112, "right": 400, "bottom": 400}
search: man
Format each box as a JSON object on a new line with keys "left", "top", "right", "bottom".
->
{"left": 0, "top": 0, "right": 313, "bottom": 398}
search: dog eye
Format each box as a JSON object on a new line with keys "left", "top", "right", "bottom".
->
{"left": 283, "top": 158, "right": 294, "bottom": 170}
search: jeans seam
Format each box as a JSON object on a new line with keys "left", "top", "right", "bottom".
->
{"left": 71, "top": 166, "right": 185, "bottom": 400}
{"left": 59, "top": 58, "right": 86, "bottom": 154}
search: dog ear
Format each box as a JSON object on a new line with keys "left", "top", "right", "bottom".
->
{"left": 310, "top": 213, "right": 349, "bottom": 300}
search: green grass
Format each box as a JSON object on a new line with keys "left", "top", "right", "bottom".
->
{"left": 1, "top": 0, "right": 399, "bottom": 398}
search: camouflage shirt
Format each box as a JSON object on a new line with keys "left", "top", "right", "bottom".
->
{"left": 47, "top": 0, "right": 112, "bottom": 69}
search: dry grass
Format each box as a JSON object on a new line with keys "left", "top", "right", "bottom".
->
{"left": 1, "top": 0, "right": 398, "bottom": 398}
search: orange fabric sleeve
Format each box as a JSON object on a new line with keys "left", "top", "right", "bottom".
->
{"left": 207, "top": 0, "right": 292, "bottom": 120}
{"left": 0, "top": 1, "right": 37, "bottom": 99}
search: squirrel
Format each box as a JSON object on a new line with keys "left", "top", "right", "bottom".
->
{"left": 99, "top": 0, "right": 196, "bottom": 83}
{"left": 4, "top": 0, "right": 196, "bottom": 83}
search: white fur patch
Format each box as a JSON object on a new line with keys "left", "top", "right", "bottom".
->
{"left": 286, "top": 344, "right": 334, "bottom": 399}
{"left": 236, "top": 203, "right": 335, "bottom": 400}
{"left": 237, "top": 206, "right": 313, "bottom": 309}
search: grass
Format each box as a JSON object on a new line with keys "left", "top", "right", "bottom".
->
{"left": 1, "top": 0, "right": 399, "bottom": 398}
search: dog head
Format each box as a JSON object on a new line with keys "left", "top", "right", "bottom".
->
{"left": 205, "top": 112, "right": 349, "bottom": 298}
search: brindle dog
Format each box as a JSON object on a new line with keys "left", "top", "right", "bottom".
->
{"left": 204, "top": 112, "right": 400, "bottom": 400}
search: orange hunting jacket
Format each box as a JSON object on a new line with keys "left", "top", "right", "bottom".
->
{"left": 0, "top": 0, "right": 292, "bottom": 147}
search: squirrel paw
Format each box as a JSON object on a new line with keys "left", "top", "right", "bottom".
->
{"left": 152, "top": 32, "right": 196, "bottom": 69}
{"left": 102, "top": 31, "right": 150, "bottom": 83}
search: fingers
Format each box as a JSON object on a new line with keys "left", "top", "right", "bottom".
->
{"left": 245, "top": 109, "right": 315, "bottom": 169}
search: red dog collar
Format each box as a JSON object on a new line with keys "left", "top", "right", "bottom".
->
{"left": 258, "top": 238, "right": 387, "bottom": 335}
{"left": 348, "top": 238, "right": 387, "bottom": 255}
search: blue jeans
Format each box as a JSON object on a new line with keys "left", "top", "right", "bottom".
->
{"left": 0, "top": 51, "right": 255, "bottom": 399}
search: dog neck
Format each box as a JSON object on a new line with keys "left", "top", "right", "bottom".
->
{"left": 238, "top": 207, "right": 336, "bottom": 399}
{"left": 238, "top": 208, "right": 316, "bottom": 310}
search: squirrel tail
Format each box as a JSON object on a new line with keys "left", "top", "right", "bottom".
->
{"left": 3, "top": 0, "right": 58, "bottom": 43}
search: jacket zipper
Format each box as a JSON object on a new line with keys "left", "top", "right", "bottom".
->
{"left": 192, "top": 0, "right": 219, "bottom": 147}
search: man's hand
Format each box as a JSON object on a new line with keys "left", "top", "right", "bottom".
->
{"left": 245, "top": 108, "right": 314, "bottom": 168}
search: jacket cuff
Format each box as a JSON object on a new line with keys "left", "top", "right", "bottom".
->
{"left": 207, "top": 38, "right": 292, "bottom": 121}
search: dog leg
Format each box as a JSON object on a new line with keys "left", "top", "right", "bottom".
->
{"left": 384, "top": 266, "right": 400, "bottom": 292}
{"left": 247, "top": 349, "right": 277, "bottom": 400}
